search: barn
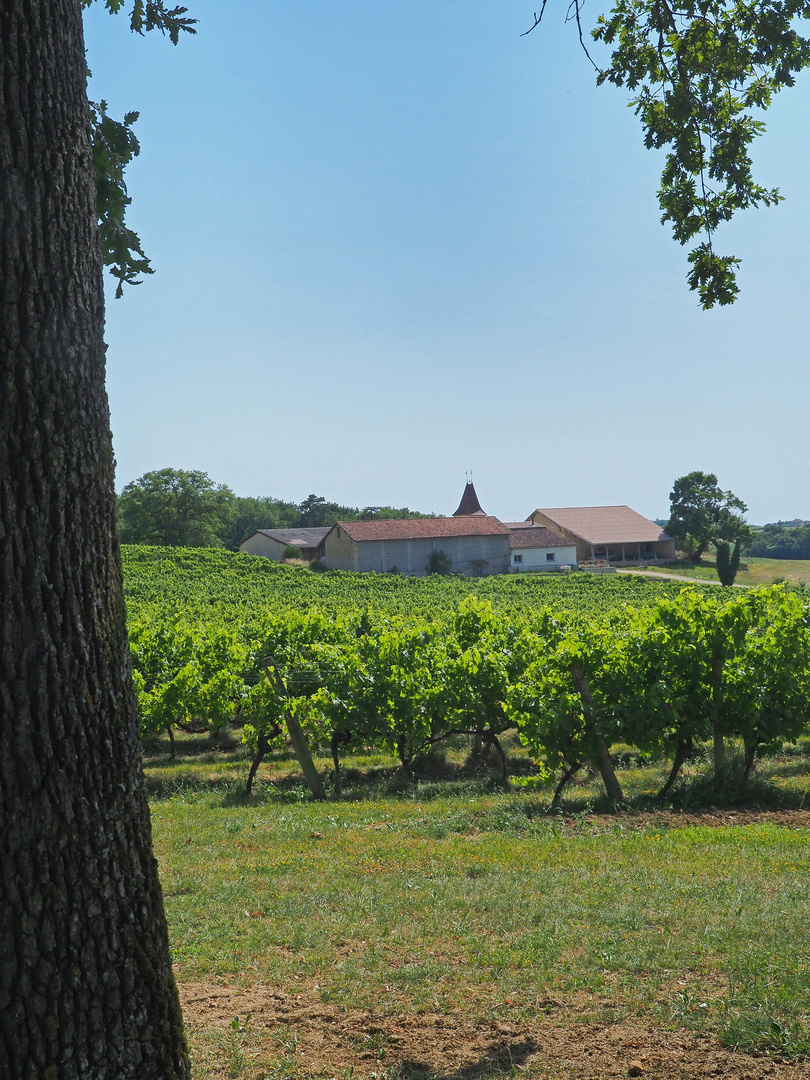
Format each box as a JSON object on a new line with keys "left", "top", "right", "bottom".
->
{"left": 525, "top": 506, "right": 676, "bottom": 565}
{"left": 323, "top": 517, "right": 511, "bottom": 576}
{"left": 239, "top": 526, "right": 331, "bottom": 562}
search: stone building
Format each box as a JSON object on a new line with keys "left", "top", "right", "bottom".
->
{"left": 323, "top": 516, "right": 511, "bottom": 576}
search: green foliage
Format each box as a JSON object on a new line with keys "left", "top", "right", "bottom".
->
{"left": 85, "top": 0, "right": 198, "bottom": 42}
{"left": 84, "top": 2, "right": 197, "bottom": 293}
{"left": 426, "top": 549, "right": 453, "bottom": 576}
{"left": 590, "top": 0, "right": 810, "bottom": 307}
{"left": 123, "top": 548, "right": 810, "bottom": 798}
{"left": 748, "top": 523, "right": 810, "bottom": 560}
{"left": 296, "top": 493, "right": 434, "bottom": 528}
{"left": 716, "top": 537, "right": 742, "bottom": 585}
{"left": 667, "top": 470, "right": 750, "bottom": 558}
{"left": 118, "top": 468, "right": 235, "bottom": 546}
{"left": 130, "top": 616, "right": 247, "bottom": 738}
{"left": 221, "top": 495, "right": 300, "bottom": 551}
{"left": 89, "top": 100, "right": 152, "bottom": 297}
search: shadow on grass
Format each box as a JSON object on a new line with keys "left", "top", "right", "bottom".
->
{"left": 142, "top": 733, "right": 810, "bottom": 815}
{"left": 395, "top": 1037, "right": 540, "bottom": 1080}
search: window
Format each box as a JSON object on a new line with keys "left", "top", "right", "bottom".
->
{"left": 513, "top": 553, "right": 523, "bottom": 564}
{"left": 336, "top": 527, "right": 341, "bottom": 538}
{"left": 546, "top": 552, "right": 556, "bottom": 562}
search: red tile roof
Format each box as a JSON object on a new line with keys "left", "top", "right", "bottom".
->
{"left": 506, "top": 525, "right": 572, "bottom": 550}
{"left": 530, "top": 506, "right": 672, "bottom": 545}
{"left": 332, "top": 517, "right": 509, "bottom": 542}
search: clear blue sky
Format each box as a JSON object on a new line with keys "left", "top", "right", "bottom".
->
{"left": 84, "top": 1, "right": 810, "bottom": 525}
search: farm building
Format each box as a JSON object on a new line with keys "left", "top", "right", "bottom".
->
{"left": 323, "top": 517, "right": 511, "bottom": 576}
{"left": 506, "top": 522, "right": 578, "bottom": 572}
{"left": 525, "top": 506, "right": 676, "bottom": 565}
{"left": 239, "top": 526, "right": 331, "bottom": 562}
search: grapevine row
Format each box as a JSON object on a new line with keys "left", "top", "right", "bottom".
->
{"left": 126, "top": 560, "right": 810, "bottom": 803}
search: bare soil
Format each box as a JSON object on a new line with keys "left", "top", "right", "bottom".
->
{"left": 181, "top": 980, "right": 810, "bottom": 1080}
{"left": 181, "top": 809, "right": 810, "bottom": 1077}
{"left": 551, "top": 809, "right": 810, "bottom": 831}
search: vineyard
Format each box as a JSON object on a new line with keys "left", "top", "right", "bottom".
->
{"left": 123, "top": 546, "right": 810, "bottom": 803}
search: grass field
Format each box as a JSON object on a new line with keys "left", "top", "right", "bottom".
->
{"left": 147, "top": 734, "right": 810, "bottom": 1079}
{"left": 633, "top": 556, "right": 810, "bottom": 587}
{"left": 128, "top": 546, "right": 810, "bottom": 1076}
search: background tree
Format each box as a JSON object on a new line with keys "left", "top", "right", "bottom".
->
{"left": 222, "top": 494, "right": 301, "bottom": 549}
{"left": 747, "top": 522, "right": 810, "bottom": 560}
{"left": 427, "top": 549, "right": 454, "bottom": 575}
{"left": 296, "top": 493, "right": 433, "bottom": 528}
{"left": 118, "top": 478, "right": 437, "bottom": 550}
{"left": 118, "top": 467, "right": 235, "bottom": 546}
{"left": 716, "top": 538, "right": 743, "bottom": 586}
{"left": 666, "top": 470, "right": 751, "bottom": 559}
{"left": 525, "top": 0, "right": 810, "bottom": 307}
{"left": 1, "top": 2, "right": 192, "bottom": 1075}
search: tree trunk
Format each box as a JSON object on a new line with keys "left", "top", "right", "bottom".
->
{"left": 657, "top": 737, "right": 693, "bottom": 801}
{"left": 330, "top": 729, "right": 351, "bottom": 797}
{"left": 471, "top": 728, "right": 485, "bottom": 759}
{"left": 245, "top": 727, "right": 281, "bottom": 797}
{"left": 743, "top": 742, "right": 757, "bottom": 784}
{"left": 550, "top": 761, "right": 582, "bottom": 810}
{"left": 711, "top": 651, "right": 725, "bottom": 778}
{"left": 0, "top": 4, "right": 189, "bottom": 1076}
{"left": 285, "top": 707, "right": 327, "bottom": 800}
{"left": 571, "top": 665, "right": 624, "bottom": 806}
{"left": 483, "top": 730, "right": 508, "bottom": 780}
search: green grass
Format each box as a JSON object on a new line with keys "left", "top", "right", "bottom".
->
{"left": 152, "top": 754, "right": 810, "bottom": 1066}
{"left": 633, "top": 555, "right": 810, "bottom": 587}
{"left": 143, "top": 727, "right": 810, "bottom": 810}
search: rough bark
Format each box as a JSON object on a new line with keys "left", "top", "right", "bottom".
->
{"left": 711, "top": 649, "right": 725, "bottom": 777}
{"left": 571, "top": 666, "right": 624, "bottom": 806}
{"left": 330, "top": 729, "right": 351, "bottom": 796}
{"left": 482, "top": 730, "right": 508, "bottom": 780}
{"left": 245, "top": 727, "right": 281, "bottom": 797}
{"left": 657, "top": 737, "right": 693, "bottom": 801}
{"left": 0, "top": 3, "right": 189, "bottom": 1076}
{"left": 743, "top": 742, "right": 757, "bottom": 784}
{"left": 285, "top": 708, "right": 326, "bottom": 800}
{"left": 550, "top": 761, "right": 582, "bottom": 810}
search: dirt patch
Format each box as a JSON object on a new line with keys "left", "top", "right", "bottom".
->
{"left": 551, "top": 809, "right": 810, "bottom": 831}
{"left": 180, "top": 981, "right": 809, "bottom": 1079}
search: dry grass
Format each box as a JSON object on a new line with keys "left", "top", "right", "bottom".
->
{"left": 631, "top": 556, "right": 810, "bottom": 587}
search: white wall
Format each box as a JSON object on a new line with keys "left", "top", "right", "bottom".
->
{"left": 510, "top": 544, "right": 578, "bottom": 572}
{"left": 239, "top": 533, "right": 287, "bottom": 560}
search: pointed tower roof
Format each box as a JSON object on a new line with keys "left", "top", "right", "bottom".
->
{"left": 452, "top": 480, "right": 486, "bottom": 517}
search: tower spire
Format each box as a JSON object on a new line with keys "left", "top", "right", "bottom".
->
{"left": 452, "top": 477, "right": 486, "bottom": 517}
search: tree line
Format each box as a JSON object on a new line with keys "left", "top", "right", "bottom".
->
{"left": 117, "top": 467, "right": 434, "bottom": 550}
{"left": 748, "top": 523, "right": 810, "bottom": 561}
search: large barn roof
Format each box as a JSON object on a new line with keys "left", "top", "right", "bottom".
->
{"left": 529, "top": 506, "right": 672, "bottom": 545}
{"left": 331, "top": 517, "right": 509, "bottom": 542}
